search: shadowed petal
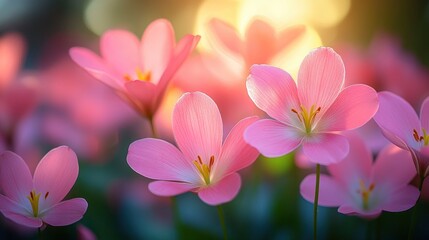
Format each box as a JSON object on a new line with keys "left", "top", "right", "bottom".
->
{"left": 214, "top": 117, "right": 259, "bottom": 181}
{"left": 173, "top": 92, "right": 222, "bottom": 162}
{"left": 338, "top": 204, "right": 382, "bottom": 218}
{"left": 0, "top": 151, "right": 32, "bottom": 204}
{"left": 41, "top": 198, "right": 88, "bottom": 226}
{"left": 207, "top": 18, "right": 243, "bottom": 56}
{"left": 148, "top": 181, "right": 197, "bottom": 196}
{"left": 100, "top": 30, "right": 140, "bottom": 75}
{"left": 124, "top": 80, "right": 156, "bottom": 115}
{"left": 300, "top": 174, "right": 346, "bottom": 207}
{"left": 276, "top": 25, "right": 306, "bottom": 52}
{"left": 245, "top": 19, "right": 276, "bottom": 64}
{"left": 319, "top": 84, "right": 378, "bottom": 131}
{"left": 244, "top": 119, "right": 302, "bottom": 158}
{"left": 302, "top": 133, "right": 349, "bottom": 165}
{"left": 420, "top": 96, "right": 429, "bottom": 131}
{"left": 33, "top": 146, "right": 79, "bottom": 209}
{"left": 383, "top": 186, "right": 419, "bottom": 212}
{"left": 247, "top": 65, "right": 300, "bottom": 125}
{"left": 1, "top": 212, "right": 42, "bottom": 228}
{"left": 141, "top": 19, "right": 175, "bottom": 83}
{"left": 373, "top": 91, "right": 420, "bottom": 149}
{"left": 0, "top": 194, "right": 31, "bottom": 218}
{"left": 297, "top": 47, "right": 345, "bottom": 113}
{"left": 127, "top": 138, "right": 198, "bottom": 183}
{"left": 198, "top": 173, "right": 241, "bottom": 206}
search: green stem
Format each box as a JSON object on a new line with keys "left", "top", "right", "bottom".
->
{"left": 171, "top": 197, "right": 182, "bottom": 239}
{"left": 376, "top": 217, "right": 381, "bottom": 240}
{"left": 313, "top": 164, "right": 321, "bottom": 240}
{"left": 217, "top": 205, "right": 228, "bottom": 240}
{"left": 38, "top": 227, "right": 42, "bottom": 240}
{"left": 407, "top": 176, "right": 424, "bottom": 240}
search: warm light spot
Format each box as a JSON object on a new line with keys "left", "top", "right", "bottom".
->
{"left": 27, "top": 190, "right": 41, "bottom": 217}
{"left": 413, "top": 128, "right": 429, "bottom": 146}
{"left": 291, "top": 105, "right": 321, "bottom": 134}
{"left": 193, "top": 155, "right": 215, "bottom": 185}
{"left": 124, "top": 68, "right": 151, "bottom": 82}
{"left": 358, "top": 180, "right": 375, "bottom": 210}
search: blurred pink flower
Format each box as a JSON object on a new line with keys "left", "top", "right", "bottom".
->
{"left": 127, "top": 92, "right": 259, "bottom": 205}
{"left": 300, "top": 134, "right": 419, "bottom": 218}
{"left": 69, "top": 19, "right": 200, "bottom": 119}
{"left": 0, "top": 146, "right": 88, "bottom": 228}
{"left": 374, "top": 91, "right": 429, "bottom": 181}
{"left": 77, "top": 224, "right": 97, "bottom": 240}
{"left": 244, "top": 47, "right": 379, "bottom": 165}
{"left": 0, "top": 33, "right": 25, "bottom": 90}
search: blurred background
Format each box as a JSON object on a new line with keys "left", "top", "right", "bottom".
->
{"left": 1, "top": 0, "right": 429, "bottom": 239}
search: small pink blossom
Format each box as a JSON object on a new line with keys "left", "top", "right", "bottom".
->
{"left": 300, "top": 134, "right": 419, "bottom": 218}
{"left": 374, "top": 91, "right": 429, "bottom": 179}
{"left": 244, "top": 47, "right": 379, "bottom": 165}
{"left": 69, "top": 19, "right": 200, "bottom": 119}
{"left": 0, "top": 146, "right": 88, "bottom": 228}
{"left": 127, "top": 92, "right": 259, "bottom": 205}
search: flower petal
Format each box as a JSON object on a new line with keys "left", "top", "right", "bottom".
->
{"left": 0, "top": 151, "right": 33, "bottom": 204}
{"left": 246, "top": 64, "right": 300, "bottom": 125}
{"left": 207, "top": 18, "right": 243, "bottom": 56}
{"left": 297, "top": 47, "right": 345, "bottom": 113}
{"left": 373, "top": 145, "right": 416, "bottom": 187}
{"left": 373, "top": 91, "right": 421, "bottom": 149}
{"left": 198, "top": 172, "right": 241, "bottom": 205}
{"left": 127, "top": 138, "right": 199, "bottom": 183}
{"left": 69, "top": 47, "right": 123, "bottom": 90}
{"left": 338, "top": 204, "right": 382, "bottom": 218}
{"left": 100, "top": 29, "right": 140, "bottom": 75}
{"left": 244, "top": 19, "right": 276, "bottom": 65}
{"left": 318, "top": 84, "right": 378, "bottom": 131}
{"left": 0, "top": 33, "right": 25, "bottom": 89}
{"left": 383, "top": 185, "right": 419, "bottom": 212}
{"left": 302, "top": 133, "right": 349, "bottom": 165}
{"left": 0, "top": 204, "right": 42, "bottom": 228}
{"left": 173, "top": 92, "right": 222, "bottom": 162}
{"left": 41, "top": 198, "right": 88, "bottom": 226}
{"left": 124, "top": 80, "right": 156, "bottom": 115}
{"left": 148, "top": 181, "right": 197, "bottom": 197}
{"left": 214, "top": 117, "right": 260, "bottom": 181}
{"left": 0, "top": 194, "right": 32, "bottom": 219}
{"left": 33, "top": 146, "right": 79, "bottom": 209}
{"left": 276, "top": 25, "right": 306, "bottom": 52}
{"left": 300, "top": 174, "right": 346, "bottom": 207}
{"left": 244, "top": 119, "right": 302, "bottom": 158}
{"left": 420, "top": 96, "right": 429, "bottom": 131}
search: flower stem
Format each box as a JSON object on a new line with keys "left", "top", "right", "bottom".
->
{"left": 217, "top": 205, "right": 228, "bottom": 240}
{"left": 313, "top": 164, "right": 321, "bottom": 240}
{"left": 38, "top": 227, "right": 42, "bottom": 240}
{"left": 407, "top": 176, "right": 424, "bottom": 240}
{"left": 171, "top": 197, "right": 182, "bottom": 239}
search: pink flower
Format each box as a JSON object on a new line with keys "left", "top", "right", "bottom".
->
{"left": 69, "top": 19, "right": 200, "bottom": 119}
{"left": 0, "top": 146, "right": 88, "bottom": 228}
{"left": 244, "top": 47, "right": 379, "bottom": 165}
{"left": 373, "top": 91, "right": 429, "bottom": 180}
{"left": 127, "top": 92, "right": 259, "bottom": 205}
{"left": 0, "top": 33, "right": 25, "bottom": 90}
{"left": 300, "top": 134, "right": 419, "bottom": 218}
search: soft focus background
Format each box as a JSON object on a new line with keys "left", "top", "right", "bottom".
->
{"left": 1, "top": 0, "right": 429, "bottom": 239}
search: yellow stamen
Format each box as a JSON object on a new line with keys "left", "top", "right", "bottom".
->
{"left": 358, "top": 180, "right": 375, "bottom": 210}
{"left": 412, "top": 128, "right": 429, "bottom": 146}
{"left": 27, "top": 190, "right": 41, "bottom": 217}
{"left": 123, "top": 68, "right": 151, "bottom": 82}
{"left": 193, "top": 155, "right": 215, "bottom": 185}
{"left": 291, "top": 105, "right": 321, "bottom": 134}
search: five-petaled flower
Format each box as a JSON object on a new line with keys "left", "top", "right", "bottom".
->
{"left": 127, "top": 92, "right": 260, "bottom": 205}
{"left": 244, "top": 47, "right": 379, "bottom": 165}
{"left": 300, "top": 133, "right": 419, "bottom": 218}
{"left": 69, "top": 19, "right": 200, "bottom": 119}
{"left": 0, "top": 146, "right": 88, "bottom": 228}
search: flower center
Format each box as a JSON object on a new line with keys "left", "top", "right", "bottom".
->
{"left": 27, "top": 190, "right": 49, "bottom": 217}
{"left": 124, "top": 67, "right": 151, "bottom": 82}
{"left": 413, "top": 128, "right": 429, "bottom": 146}
{"left": 193, "top": 155, "right": 215, "bottom": 185}
{"left": 291, "top": 105, "right": 321, "bottom": 134}
{"left": 358, "top": 180, "right": 375, "bottom": 210}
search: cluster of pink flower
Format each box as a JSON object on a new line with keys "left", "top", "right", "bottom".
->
{"left": 1, "top": 18, "right": 428, "bottom": 238}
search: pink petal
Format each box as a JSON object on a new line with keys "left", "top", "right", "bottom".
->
{"left": 318, "top": 84, "right": 378, "bottom": 131}
{"left": 1, "top": 211, "right": 42, "bottom": 228}
{"left": 373, "top": 91, "right": 421, "bottom": 149}
{"left": 127, "top": 138, "right": 199, "bottom": 183}
{"left": 373, "top": 145, "right": 416, "bottom": 188}
{"left": 276, "top": 25, "right": 306, "bottom": 52}
{"left": 0, "top": 33, "right": 25, "bottom": 89}
{"left": 300, "top": 174, "right": 346, "bottom": 207}
{"left": 69, "top": 47, "right": 123, "bottom": 90}
{"left": 244, "top": 119, "right": 302, "bottom": 158}
{"left": 328, "top": 133, "right": 372, "bottom": 186}
{"left": 198, "top": 172, "right": 241, "bottom": 205}
{"left": 297, "top": 47, "right": 345, "bottom": 113}
{"left": 140, "top": 19, "right": 175, "bottom": 83}
{"left": 420, "top": 96, "right": 429, "bottom": 131}
{"left": 77, "top": 224, "right": 97, "bottom": 240}
{"left": 100, "top": 29, "right": 140, "bottom": 75}
{"left": 41, "top": 198, "right": 88, "bottom": 226}
{"left": 214, "top": 117, "right": 260, "bottom": 181}
{"left": 124, "top": 80, "right": 156, "bottom": 115}
{"left": 246, "top": 65, "right": 300, "bottom": 125}
{"left": 0, "top": 151, "right": 33, "bottom": 204}
{"left": 207, "top": 18, "right": 243, "bottom": 56}
{"left": 244, "top": 19, "right": 276, "bottom": 65}
{"left": 0, "top": 194, "right": 32, "bottom": 219}
{"left": 302, "top": 133, "right": 349, "bottom": 165}
{"left": 148, "top": 181, "right": 197, "bottom": 196}
{"left": 338, "top": 204, "right": 382, "bottom": 218}
{"left": 173, "top": 92, "right": 222, "bottom": 162}
{"left": 383, "top": 185, "right": 419, "bottom": 212}
{"left": 33, "top": 146, "right": 79, "bottom": 210}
